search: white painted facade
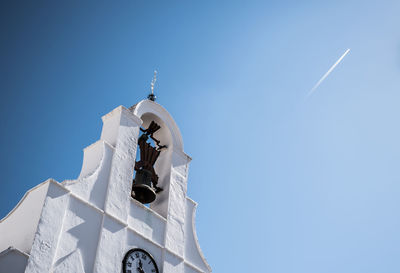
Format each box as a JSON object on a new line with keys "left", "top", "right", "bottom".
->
{"left": 0, "top": 100, "right": 211, "bottom": 273}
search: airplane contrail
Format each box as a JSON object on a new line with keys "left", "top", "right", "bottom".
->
{"left": 307, "top": 48, "right": 350, "bottom": 97}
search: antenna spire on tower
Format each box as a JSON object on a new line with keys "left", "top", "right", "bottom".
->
{"left": 148, "top": 70, "right": 157, "bottom": 101}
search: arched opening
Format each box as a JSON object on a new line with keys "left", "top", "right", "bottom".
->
{"left": 132, "top": 112, "right": 172, "bottom": 218}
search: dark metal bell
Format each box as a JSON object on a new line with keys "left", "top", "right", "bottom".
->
{"left": 131, "top": 169, "right": 156, "bottom": 204}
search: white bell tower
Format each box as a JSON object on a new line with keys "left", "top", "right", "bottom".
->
{"left": 0, "top": 99, "right": 211, "bottom": 273}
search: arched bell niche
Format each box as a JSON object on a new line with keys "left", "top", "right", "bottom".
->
{"left": 131, "top": 99, "right": 187, "bottom": 219}
{"left": 134, "top": 112, "right": 173, "bottom": 218}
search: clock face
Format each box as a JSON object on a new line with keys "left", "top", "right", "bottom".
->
{"left": 122, "top": 248, "right": 159, "bottom": 273}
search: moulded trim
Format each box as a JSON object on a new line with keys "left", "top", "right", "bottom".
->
{"left": 186, "top": 197, "right": 212, "bottom": 272}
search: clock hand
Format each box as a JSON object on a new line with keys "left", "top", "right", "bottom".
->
{"left": 137, "top": 259, "right": 145, "bottom": 273}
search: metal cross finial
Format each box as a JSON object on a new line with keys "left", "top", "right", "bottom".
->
{"left": 148, "top": 70, "right": 157, "bottom": 101}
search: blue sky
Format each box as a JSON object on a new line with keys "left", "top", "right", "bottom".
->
{"left": 1, "top": 0, "right": 400, "bottom": 272}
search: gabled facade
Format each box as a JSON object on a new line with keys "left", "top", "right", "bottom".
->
{"left": 0, "top": 100, "right": 211, "bottom": 273}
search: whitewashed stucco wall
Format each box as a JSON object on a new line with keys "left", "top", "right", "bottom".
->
{"left": 0, "top": 100, "right": 211, "bottom": 273}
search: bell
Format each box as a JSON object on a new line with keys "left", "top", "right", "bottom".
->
{"left": 131, "top": 169, "right": 156, "bottom": 204}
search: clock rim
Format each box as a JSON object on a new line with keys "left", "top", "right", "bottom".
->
{"left": 122, "top": 248, "right": 159, "bottom": 273}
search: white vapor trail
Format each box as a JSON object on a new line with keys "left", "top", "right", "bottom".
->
{"left": 307, "top": 48, "right": 350, "bottom": 97}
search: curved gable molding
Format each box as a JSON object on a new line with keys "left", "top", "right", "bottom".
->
{"left": 185, "top": 198, "right": 211, "bottom": 272}
{"left": 78, "top": 140, "right": 108, "bottom": 179}
{"left": 62, "top": 141, "right": 114, "bottom": 210}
